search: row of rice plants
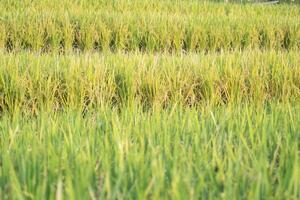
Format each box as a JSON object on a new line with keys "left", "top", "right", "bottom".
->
{"left": 0, "top": 50, "right": 299, "bottom": 116}
{"left": 0, "top": 4, "right": 299, "bottom": 52}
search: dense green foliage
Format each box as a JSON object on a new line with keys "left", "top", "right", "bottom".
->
{"left": 0, "top": 1, "right": 299, "bottom": 200}
{"left": 1, "top": 105, "right": 299, "bottom": 199}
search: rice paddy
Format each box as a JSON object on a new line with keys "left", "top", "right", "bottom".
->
{"left": 0, "top": 1, "right": 299, "bottom": 199}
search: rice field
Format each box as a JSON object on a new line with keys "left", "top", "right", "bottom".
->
{"left": 0, "top": 1, "right": 300, "bottom": 200}
{"left": 1, "top": 0, "right": 300, "bottom": 52}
